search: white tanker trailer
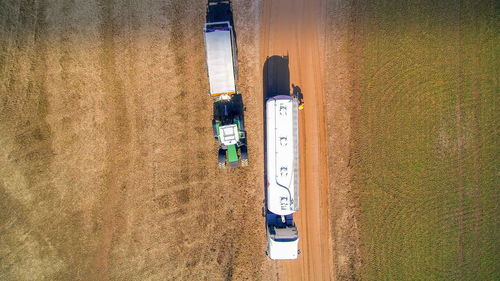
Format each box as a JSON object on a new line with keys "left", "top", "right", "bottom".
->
{"left": 265, "top": 95, "right": 300, "bottom": 260}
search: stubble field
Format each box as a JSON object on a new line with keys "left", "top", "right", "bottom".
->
{"left": 0, "top": 0, "right": 269, "bottom": 280}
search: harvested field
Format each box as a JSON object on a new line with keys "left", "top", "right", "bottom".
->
{"left": 0, "top": 0, "right": 268, "bottom": 280}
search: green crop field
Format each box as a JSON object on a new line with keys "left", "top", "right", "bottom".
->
{"left": 352, "top": 1, "right": 499, "bottom": 280}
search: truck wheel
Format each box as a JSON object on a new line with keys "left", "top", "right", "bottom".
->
{"left": 261, "top": 207, "right": 266, "bottom": 217}
{"left": 240, "top": 158, "right": 248, "bottom": 167}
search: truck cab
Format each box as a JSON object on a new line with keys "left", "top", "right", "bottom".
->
{"left": 266, "top": 213, "right": 299, "bottom": 260}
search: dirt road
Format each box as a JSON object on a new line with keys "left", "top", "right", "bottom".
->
{"left": 261, "top": 0, "right": 333, "bottom": 280}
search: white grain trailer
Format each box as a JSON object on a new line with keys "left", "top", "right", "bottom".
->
{"left": 204, "top": 21, "right": 237, "bottom": 96}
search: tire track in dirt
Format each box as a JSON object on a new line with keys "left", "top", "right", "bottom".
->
{"left": 93, "top": 0, "right": 131, "bottom": 279}
{"left": 57, "top": 0, "right": 81, "bottom": 116}
{"left": 168, "top": 0, "right": 209, "bottom": 184}
{"left": 6, "top": 0, "right": 52, "bottom": 207}
{"left": 0, "top": 0, "right": 64, "bottom": 279}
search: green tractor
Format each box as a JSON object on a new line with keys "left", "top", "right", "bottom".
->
{"left": 212, "top": 93, "right": 248, "bottom": 169}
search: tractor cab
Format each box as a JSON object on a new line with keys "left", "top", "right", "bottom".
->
{"left": 212, "top": 94, "right": 248, "bottom": 168}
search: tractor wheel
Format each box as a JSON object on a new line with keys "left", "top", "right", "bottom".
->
{"left": 218, "top": 148, "right": 226, "bottom": 169}
{"left": 240, "top": 145, "right": 248, "bottom": 167}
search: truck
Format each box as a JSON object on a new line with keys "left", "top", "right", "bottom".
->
{"left": 204, "top": 0, "right": 248, "bottom": 169}
{"left": 264, "top": 95, "right": 300, "bottom": 260}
